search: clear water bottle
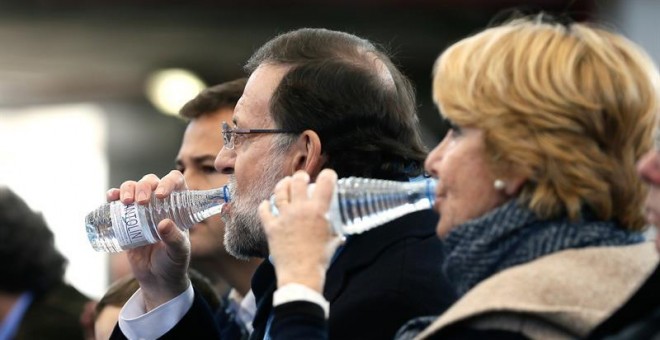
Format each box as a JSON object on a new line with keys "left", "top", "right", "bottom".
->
{"left": 85, "top": 186, "right": 230, "bottom": 253}
{"left": 272, "top": 177, "right": 437, "bottom": 235}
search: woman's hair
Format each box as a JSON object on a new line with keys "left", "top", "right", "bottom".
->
{"left": 94, "top": 269, "right": 221, "bottom": 321}
{"left": 432, "top": 14, "right": 660, "bottom": 230}
{"left": 93, "top": 275, "right": 140, "bottom": 319}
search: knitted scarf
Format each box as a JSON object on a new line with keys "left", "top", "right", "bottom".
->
{"left": 442, "top": 200, "right": 644, "bottom": 297}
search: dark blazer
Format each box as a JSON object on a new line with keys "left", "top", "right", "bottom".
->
{"left": 112, "top": 210, "right": 455, "bottom": 340}
{"left": 262, "top": 209, "right": 454, "bottom": 340}
{"left": 587, "top": 264, "right": 660, "bottom": 339}
{"left": 15, "top": 283, "right": 90, "bottom": 340}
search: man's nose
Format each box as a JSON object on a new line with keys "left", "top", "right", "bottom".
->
{"left": 215, "top": 147, "right": 235, "bottom": 175}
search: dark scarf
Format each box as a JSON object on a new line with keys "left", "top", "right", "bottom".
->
{"left": 442, "top": 200, "right": 644, "bottom": 297}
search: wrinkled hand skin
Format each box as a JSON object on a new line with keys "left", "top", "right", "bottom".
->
{"left": 259, "top": 169, "right": 342, "bottom": 293}
{"left": 106, "top": 170, "right": 192, "bottom": 311}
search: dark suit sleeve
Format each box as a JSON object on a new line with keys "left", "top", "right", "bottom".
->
{"left": 109, "top": 288, "right": 222, "bottom": 340}
{"left": 329, "top": 290, "right": 430, "bottom": 340}
{"left": 271, "top": 301, "right": 328, "bottom": 340}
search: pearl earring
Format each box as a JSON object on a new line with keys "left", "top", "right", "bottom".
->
{"left": 494, "top": 179, "right": 506, "bottom": 190}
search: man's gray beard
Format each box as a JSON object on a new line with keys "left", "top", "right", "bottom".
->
{"left": 223, "top": 158, "right": 285, "bottom": 260}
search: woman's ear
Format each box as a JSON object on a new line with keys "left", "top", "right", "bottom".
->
{"left": 504, "top": 174, "right": 527, "bottom": 197}
{"left": 289, "top": 130, "right": 325, "bottom": 177}
{"left": 495, "top": 161, "right": 528, "bottom": 197}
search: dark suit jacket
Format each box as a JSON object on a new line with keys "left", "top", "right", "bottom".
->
{"left": 587, "top": 264, "right": 660, "bottom": 339}
{"left": 259, "top": 209, "right": 454, "bottom": 340}
{"left": 112, "top": 210, "right": 455, "bottom": 340}
{"left": 14, "top": 283, "right": 90, "bottom": 340}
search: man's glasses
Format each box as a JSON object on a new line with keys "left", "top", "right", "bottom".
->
{"left": 221, "top": 121, "right": 294, "bottom": 150}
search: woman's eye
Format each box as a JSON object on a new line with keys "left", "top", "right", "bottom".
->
{"left": 446, "top": 120, "right": 462, "bottom": 136}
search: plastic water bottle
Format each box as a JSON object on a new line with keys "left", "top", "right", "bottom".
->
{"left": 272, "top": 177, "right": 437, "bottom": 235}
{"left": 85, "top": 186, "right": 230, "bottom": 253}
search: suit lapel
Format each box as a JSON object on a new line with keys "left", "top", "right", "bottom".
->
{"left": 250, "top": 261, "right": 277, "bottom": 340}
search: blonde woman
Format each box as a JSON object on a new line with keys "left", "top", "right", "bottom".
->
{"left": 259, "top": 14, "right": 660, "bottom": 339}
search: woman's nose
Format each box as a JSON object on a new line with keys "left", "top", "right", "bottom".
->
{"left": 424, "top": 136, "right": 448, "bottom": 177}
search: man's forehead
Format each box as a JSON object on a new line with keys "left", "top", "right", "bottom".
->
{"left": 233, "top": 64, "right": 290, "bottom": 126}
{"left": 232, "top": 95, "right": 271, "bottom": 126}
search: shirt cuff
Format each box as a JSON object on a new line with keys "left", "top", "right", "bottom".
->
{"left": 118, "top": 283, "right": 194, "bottom": 339}
{"left": 273, "top": 283, "right": 329, "bottom": 318}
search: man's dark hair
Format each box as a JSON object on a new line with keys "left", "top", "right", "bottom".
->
{"left": 0, "top": 187, "right": 67, "bottom": 296}
{"left": 179, "top": 77, "right": 247, "bottom": 119}
{"left": 246, "top": 28, "right": 427, "bottom": 181}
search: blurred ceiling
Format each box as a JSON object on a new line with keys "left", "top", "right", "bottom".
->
{"left": 0, "top": 0, "right": 599, "bottom": 191}
{"left": 0, "top": 0, "right": 593, "bottom": 107}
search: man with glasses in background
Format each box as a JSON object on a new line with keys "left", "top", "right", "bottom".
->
{"left": 175, "top": 78, "right": 263, "bottom": 336}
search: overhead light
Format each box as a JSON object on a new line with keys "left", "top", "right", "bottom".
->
{"left": 145, "top": 68, "right": 206, "bottom": 116}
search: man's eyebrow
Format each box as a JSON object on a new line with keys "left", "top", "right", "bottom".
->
{"left": 191, "top": 155, "right": 217, "bottom": 164}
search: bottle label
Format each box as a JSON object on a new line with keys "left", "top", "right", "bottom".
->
{"left": 110, "top": 202, "right": 156, "bottom": 248}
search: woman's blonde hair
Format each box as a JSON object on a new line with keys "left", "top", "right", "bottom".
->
{"left": 433, "top": 14, "right": 660, "bottom": 230}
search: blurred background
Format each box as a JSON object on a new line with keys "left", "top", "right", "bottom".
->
{"left": 0, "top": 0, "right": 657, "bottom": 299}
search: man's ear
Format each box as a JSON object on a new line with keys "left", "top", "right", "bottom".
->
{"left": 289, "top": 130, "right": 325, "bottom": 177}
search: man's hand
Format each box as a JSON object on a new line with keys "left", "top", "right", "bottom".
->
{"left": 106, "top": 170, "right": 192, "bottom": 311}
{"left": 259, "top": 169, "right": 342, "bottom": 293}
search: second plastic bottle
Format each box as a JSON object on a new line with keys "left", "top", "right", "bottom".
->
{"left": 271, "top": 176, "right": 437, "bottom": 236}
